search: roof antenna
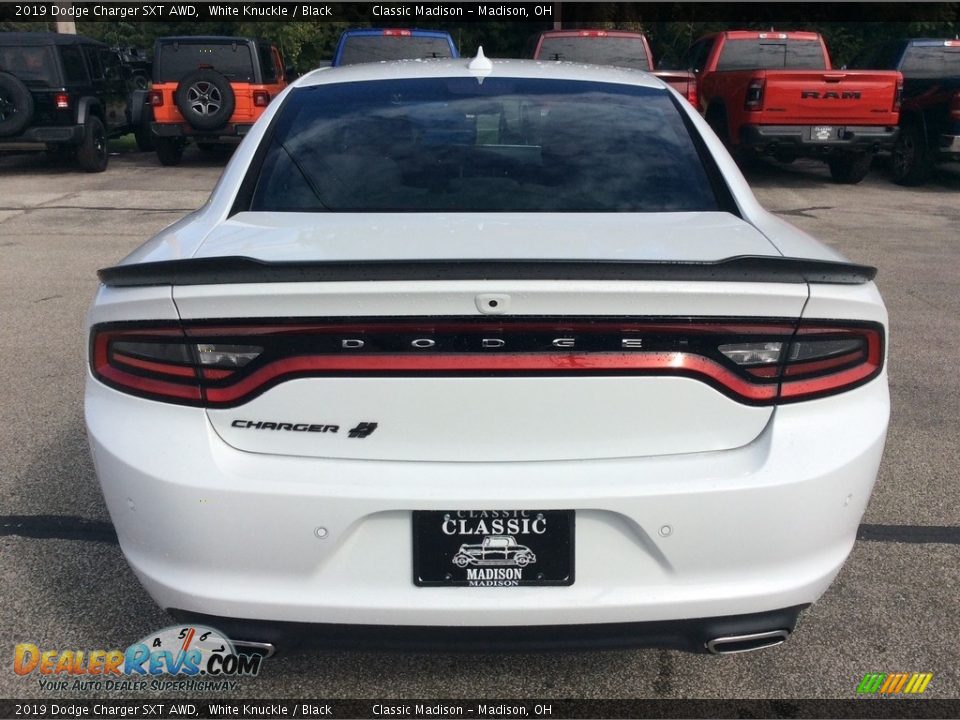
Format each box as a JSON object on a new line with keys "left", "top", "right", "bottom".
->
{"left": 468, "top": 45, "right": 493, "bottom": 83}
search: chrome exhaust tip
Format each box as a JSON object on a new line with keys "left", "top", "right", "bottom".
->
{"left": 706, "top": 629, "right": 789, "bottom": 655}
{"left": 232, "top": 640, "right": 276, "bottom": 658}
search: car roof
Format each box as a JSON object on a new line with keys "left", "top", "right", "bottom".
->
{"left": 538, "top": 30, "right": 647, "bottom": 39}
{"left": 340, "top": 28, "right": 454, "bottom": 38}
{"left": 156, "top": 36, "right": 256, "bottom": 44}
{"left": 0, "top": 31, "right": 105, "bottom": 47}
{"left": 295, "top": 56, "right": 665, "bottom": 90}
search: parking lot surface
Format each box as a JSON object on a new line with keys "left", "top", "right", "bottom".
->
{"left": 1, "top": 146, "right": 958, "bottom": 700}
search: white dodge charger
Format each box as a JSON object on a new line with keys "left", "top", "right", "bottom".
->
{"left": 85, "top": 52, "right": 889, "bottom": 654}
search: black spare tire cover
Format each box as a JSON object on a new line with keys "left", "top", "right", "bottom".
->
{"left": 0, "top": 71, "right": 34, "bottom": 137}
{"left": 174, "top": 69, "right": 235, "bottom": 131}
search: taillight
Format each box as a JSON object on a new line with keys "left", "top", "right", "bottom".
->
{"left": 55, "top": 93, "right": 69, "bottom": 110}
{"left": 252, "top": 90, "right": 270, "bottom": 107}
{"left": 894, "top": 77, "right": 903, "bottom": 113}
{"left": 90, "top": 319, "right": 884, "bottom": 408}
{"left": 148, "top": 90, "right": 163, "bottom": 107}
{"left": 686, "top": 82, "right": 698, "bottom": 108}
{"left": 579, "top": 30, "right": 607, "bottom": 37}
{"left": 950, "top": 90, "right": 960, "bottom": 122}
{"left": 382, "top": 29, "right": 412, "bottom": 36}
{"left": 745, "top": 78, "right": 765, "bottom": 111}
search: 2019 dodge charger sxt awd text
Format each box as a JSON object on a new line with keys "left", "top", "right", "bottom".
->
{"left": 85, "top": 51, "right": 889, "bottom": 654}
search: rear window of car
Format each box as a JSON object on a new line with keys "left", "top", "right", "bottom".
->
{"left": 336, "top": 36, "right": 454, "bottom": 66}
{"left": 536, "top": 36, "right": 651, "bottom": 71}
{"left": 155, "top": 42, "right": 255, "bottom": 83}
{"left": 248, "top": 77, "right": 720, "bottom": 213}
{"left": 900, "top": 45, "right": 960, "bottom": 78}
{"left": 0, "top": 45, "right": 58, "bottom": 85}
{"left": 717, "top": 39, "right": 826, "bottom": 71}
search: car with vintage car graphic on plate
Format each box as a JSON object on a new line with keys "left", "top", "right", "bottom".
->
{"left": 86, "top": 50, "right": 889, "bottom": 655}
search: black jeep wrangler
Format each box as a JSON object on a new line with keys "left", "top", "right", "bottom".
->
{"left": 0, "top": 32, "right": 152, "bottom": 172}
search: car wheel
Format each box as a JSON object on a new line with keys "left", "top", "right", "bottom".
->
{"left": 175, "top": 70, "right": 235, "bottom": 132}
{"left": 705, "top": 104, "right": 730, "bottom": 147}
{"left": 515, "top": 554, "right": 532, "bottom": 567}
{"left": 0, "top": 71, "right": 34, "bottom": 137}
{"left": 891, "top": 123, "right": 932, "bottom": 186}
{"left": 828, "top": 152, "right": 872, "bottom": 184}
{"left": 453, "top": 555, "right": 470, "bottom": 568}
{"left": 134, "top": 108, "right": 155, "bottom": 152}
{"left": 76, "top": 115, "right": 108, "bottom": 173}
{"left": 155, "top": 137, "right": 185, "bottom": 166}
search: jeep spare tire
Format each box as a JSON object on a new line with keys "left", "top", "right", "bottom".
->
{"left": 174, "top": 70, "right": 234, "bottom": 131}
{"left": 0, "top": 71, "right": 34, "bottom": 137}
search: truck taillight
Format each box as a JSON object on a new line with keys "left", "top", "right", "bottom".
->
{"left": 55, "top": 93, "right": 69, "bottom": 109}
{"left": 950, "top": 90, "right": 960, "bottom": 122}
{"left": 745, "top": 78, "right": 765, "bottom": 110}
{"left": 579, "top": 30, "right": 607, "bottom": 37}
{"left": 148, "top": 90, "right": 163, "bottom": 107}
{"left": 383, "top": 29, "right": 411, "bottom": 36}
{"left": 894, "top": 77, "right": 903, "bottom": 113}
{"left": 253, "top": 90, "right": 270, "bottom": 107}
{"left": 686, "top": 82, "right": 698, "bottom": 108}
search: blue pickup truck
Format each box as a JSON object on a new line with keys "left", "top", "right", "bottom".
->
{"left": 332, "top": 28, "right": 458, "bottom": 67}
{"left": 852, "top": 38, "right": 960, "bottom": 184}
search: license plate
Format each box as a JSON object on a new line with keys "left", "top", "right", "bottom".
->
{"left": 413, "top": 510, "right": 575, "bottom": 587}
{"left": 812, "top": 125, "right": 836, "bottom": 141}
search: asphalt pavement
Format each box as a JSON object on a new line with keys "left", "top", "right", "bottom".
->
{"left": 0, "top": 145, "right": 957, "bottom": 701}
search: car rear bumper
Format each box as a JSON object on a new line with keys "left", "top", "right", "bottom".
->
{"left": 86, "top": 372, "right": 888, "bottom": 635}
{"left": 0, "top": 124, "right": 84, "bottom": 145}
{"left": 151, "top": 122, "right": 253, "bottom": 139}
{"left": 168, "top": 605, "right": 807, "bottom": 654}
{"left": 740, "top": 124, "right": 899, "bottom": 153}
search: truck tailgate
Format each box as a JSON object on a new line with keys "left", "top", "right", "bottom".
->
{"left": 757, "top": 70, "right": 901, "bottom": 125}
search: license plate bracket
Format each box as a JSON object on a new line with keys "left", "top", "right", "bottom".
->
{"left": 811, "top": 125, "right": 838, "bottom": 142}
{"left": 413, "top": 510, "right": 575, "bottom": 587}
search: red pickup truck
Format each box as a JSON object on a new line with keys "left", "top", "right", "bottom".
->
{"left": 683, "top": 31, "right": 903, "bottom": 183}
{"left": 532, "top": 30, "right": 698, "bottom": 106}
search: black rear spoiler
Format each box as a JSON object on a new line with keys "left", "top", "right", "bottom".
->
{"left": 98, "top": 255, "right": 877, "bottom": 287}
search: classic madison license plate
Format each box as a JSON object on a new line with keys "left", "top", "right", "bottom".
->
{"left": 811, "top": 125, "right": 837, "bottom": 141}
{"left": 413, "top": 510, "right": 575, "bottom": 587}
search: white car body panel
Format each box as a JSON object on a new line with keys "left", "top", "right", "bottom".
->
{"left": 86, "top": 57, "right": 890, "bottom": 648}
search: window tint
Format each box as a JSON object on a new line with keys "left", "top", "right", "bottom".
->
{"left": 337, "top": 36, "right": 453, "bottom": 65}
{"left": 536, "top": 36, "right": 651, "bottom": 71}
{"left": 900, "top": 46, "right": 960, "bottom": 78}
{"left": 155, "top": 42, "right": 255, "bottom": 83}
{"left": 250, "top": 78, "right": 719, "bottom": 213}
{"left": 717, "top": 39, "right": 826, "bottom": 71}
{"left": 83, "top": 46, "right": 104, "bottom": 80}
{"left": 0, "top": 45, "right": 58, "bottom": 85}
{"left": 682, "top": 39, "right": 712, "bottom": 73}
{"left": 258, "top": 44, "right": 277, "bottom": 83}
{"left": 59, "top": 45, "right": 88, "bottom": 83}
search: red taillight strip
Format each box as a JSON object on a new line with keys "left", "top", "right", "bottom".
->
{"left": 111, "top": 352, "right": 197, "bottom": 378}
{"left": 782, "top": 349, "right": 864, "bottom": 378}
{"left": 203, "top": 352, "right": 778, "bottom": 405}
{"left": 780, "top": 361, "right": 880, "bottom": 399}
{"left": 92, "top": 327, "right": 202, "bottom": 402}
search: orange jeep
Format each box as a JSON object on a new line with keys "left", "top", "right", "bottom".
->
{"left": 148, "top": 36, "right": 290, "bottom": 165}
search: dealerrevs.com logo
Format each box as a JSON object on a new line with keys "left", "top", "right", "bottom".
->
{"left": 13, "top": 625, "right": 263, "bottom": 692}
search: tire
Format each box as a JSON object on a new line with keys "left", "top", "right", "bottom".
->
{"left": 0, "top": 71, "right": 34, "bottom": 137}
{"left": 76, "top": 115, "right": 108, "bottom": 173}
{"left": 134, "top": 106, "right": 154, "bottom": 152}
{"left": 705, "top": 104, "right": 730, "bottom": 147}
{"left": 155, "top": 137, "right": 184, "bottom": 166}
{"left": 891, "top": 123, "right": 933, "bottom": 186}
{"left": 828, "top": 152, "right": 873, "bottom": 184}
{"left": 174, "top": 70, "right": 235, "bottom": 132}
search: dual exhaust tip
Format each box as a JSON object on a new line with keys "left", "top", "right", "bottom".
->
{"left": 705, "top": 629, "right": 790, "bottom": 655}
